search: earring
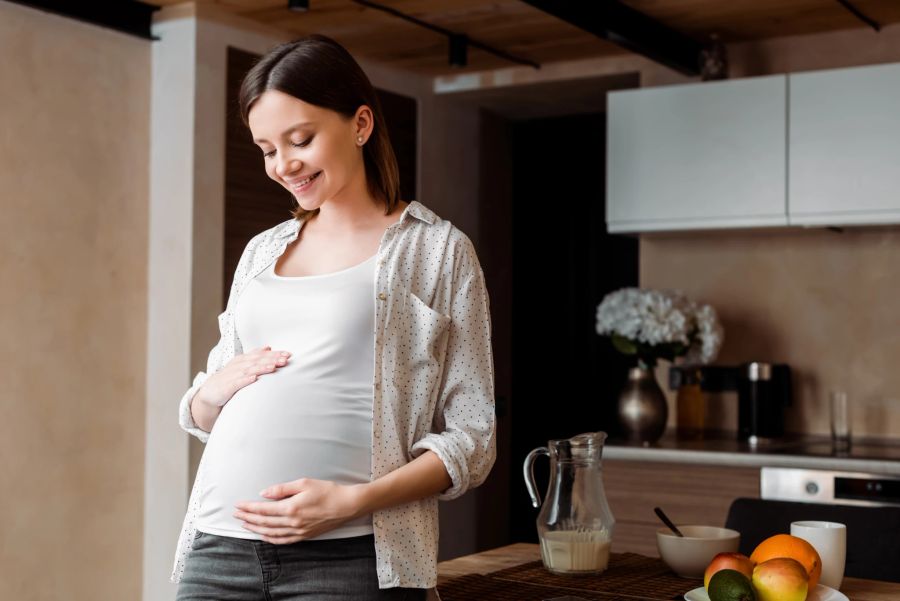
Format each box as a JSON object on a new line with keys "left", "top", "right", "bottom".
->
{"left": 357, "top": 135, "right": 364, "bottom": 145}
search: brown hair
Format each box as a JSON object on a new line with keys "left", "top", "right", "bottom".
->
{"left": 238, "top": 34, "right": 401, "bottom": 221}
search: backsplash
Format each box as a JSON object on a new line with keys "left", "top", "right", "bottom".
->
{"left": 640, "top": 227, "right": 900, "bottom": 439}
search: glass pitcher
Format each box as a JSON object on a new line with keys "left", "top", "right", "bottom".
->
{"left": 523, "top": 431, "right": 615, "bottom": 575}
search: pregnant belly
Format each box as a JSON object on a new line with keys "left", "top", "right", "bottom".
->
{"left": 198, "top": 373, "right": 373, "bottom": 527}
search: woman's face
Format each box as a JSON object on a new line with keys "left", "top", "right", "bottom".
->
{"left": 248, "top": 89, "right": 372, "bottom": 212}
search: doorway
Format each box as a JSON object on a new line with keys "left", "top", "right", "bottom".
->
{"left": 454, "top": 73, "right": 641, "bottom": 544}
{"left": 507, "top": 110, "right": 638, "bottom": 543}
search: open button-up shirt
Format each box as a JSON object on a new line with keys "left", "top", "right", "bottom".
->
{"left": 170, "top": 200, "right": 496, "bottom": 590}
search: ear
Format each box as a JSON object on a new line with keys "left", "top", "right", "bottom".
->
{"left": 353, "top": 104, "right": 375, "bottom": 144}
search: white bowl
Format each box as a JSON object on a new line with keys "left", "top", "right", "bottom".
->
{"left": 656, "top": 525, "right": 740, "bottom": 579}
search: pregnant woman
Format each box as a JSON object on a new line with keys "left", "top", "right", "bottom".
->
{"left": 170, "top": 34, "right": 496, "bottom": 600}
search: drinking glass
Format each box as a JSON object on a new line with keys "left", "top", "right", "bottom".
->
{"left": 829, "top": 390, "right": 851, "bottom": 452}
{"left": 791, "top": 521, "right": 847, "bottom": 590}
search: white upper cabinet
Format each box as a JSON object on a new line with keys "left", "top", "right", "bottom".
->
{"left": 788, "top": 62, "right": 900, "bottom": 226}
{"left": 606, "top": 75, "right": 788, "bottom": 233}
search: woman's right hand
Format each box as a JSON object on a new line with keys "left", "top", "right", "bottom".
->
{"left": 196, "top": 345, "right": 291, "bottom": 408}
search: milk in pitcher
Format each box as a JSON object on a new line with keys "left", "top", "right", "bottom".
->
{"left": 539, "top": 530, "right": 611, "bottom": 574}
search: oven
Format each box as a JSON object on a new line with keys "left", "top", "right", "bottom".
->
{"left": 760, "top": 466, "right": 900, "bottom": 507}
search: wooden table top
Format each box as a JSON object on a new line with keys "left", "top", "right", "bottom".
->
{"left": 436, "top": 542, "right": 900, "bottom": 601}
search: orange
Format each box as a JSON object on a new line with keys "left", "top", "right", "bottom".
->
{"left": 750, "top": 534, "right": 822, "bottom": 590}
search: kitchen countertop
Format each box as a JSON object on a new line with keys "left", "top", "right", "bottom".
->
{"left": 604, "top": 430, "right": 900, "bottom": 475}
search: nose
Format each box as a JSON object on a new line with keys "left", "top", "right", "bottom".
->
{"left": 275, "top": 154, "right": 299, "bottom": 179}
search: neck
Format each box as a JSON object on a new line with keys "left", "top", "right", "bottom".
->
{"left": 307, "top": 197, "right": 408, "bottom": 235}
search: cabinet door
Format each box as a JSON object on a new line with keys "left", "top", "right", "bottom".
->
{"left": 602, "top": 459, "right": 760, "bottom": 557}
{"left": 607, "top": 75, "right": 788, "bottom": 233}
{"left": 789, "top": 62, "right": 900, "bottom": 226}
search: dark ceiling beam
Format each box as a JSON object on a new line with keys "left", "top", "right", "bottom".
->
{"left": 835, "top": 0, "right": 881, "bottom": 32}
{"left": 352, "top": 0, "right": 540, "bottom": 69}
{"left": 7, "top": 1, "right": 160, "bottom": 41}
{"left": 521, "top": 0, "right": 703, "bottom": 76}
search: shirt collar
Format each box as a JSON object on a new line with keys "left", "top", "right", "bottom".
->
{"left": 275, "top": 200, "right": 434, "bottom": 241}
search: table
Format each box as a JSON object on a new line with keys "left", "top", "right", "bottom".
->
{"left": 437, "top": 543, "right": 900, "bottom": 601}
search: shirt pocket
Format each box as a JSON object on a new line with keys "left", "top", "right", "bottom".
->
{"left": 395, "top": 289, "right": 452, "bottom": 395}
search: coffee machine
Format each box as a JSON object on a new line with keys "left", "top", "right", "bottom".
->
{"left": 736, "top": 362, "right": 792, "bottom": 444}
{"left": 669, "top": 362, "right": 792, "bottom": 444}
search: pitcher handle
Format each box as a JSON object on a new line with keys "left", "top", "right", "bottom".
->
{"left": 523, "top": 446, "right": 550, "bottom": 509}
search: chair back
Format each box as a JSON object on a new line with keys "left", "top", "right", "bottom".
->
{"left": 725, "top": 497, "right": 900, "bottom": 582}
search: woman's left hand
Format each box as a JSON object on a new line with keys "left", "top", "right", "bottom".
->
{"left": 234, "top": 478, "right": 367, "bottom": 543}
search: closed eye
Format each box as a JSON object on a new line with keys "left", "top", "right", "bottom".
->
{"left": 263, "top": 138, "right": 313, "bottom": 159}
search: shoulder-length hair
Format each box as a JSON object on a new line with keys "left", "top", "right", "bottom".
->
{"left": 238, "top": 33, "right": 401, "bottom": 221}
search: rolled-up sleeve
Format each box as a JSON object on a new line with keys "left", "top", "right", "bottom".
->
{"left": 178, "top": 373, "right": 211, "bottom": 443}
{"left": 177, "top": 235, "right": 258, "bottom": 444}
{"left": 410, "top": 239, "right": 497, "bottom": 501}
{"left": 176, "top": 310, "right": 230, "bottom": 444}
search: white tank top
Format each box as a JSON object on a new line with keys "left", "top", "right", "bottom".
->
{"left": 195, "top": 252, "right": 378, "bottom": 540}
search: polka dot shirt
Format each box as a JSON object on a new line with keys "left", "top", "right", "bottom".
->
{"left": 170, "top": 200, "right": 497, "bottom": 590}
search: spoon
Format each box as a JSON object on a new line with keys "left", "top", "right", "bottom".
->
{"left": 654, "top": 506, "right": 684, "bottom": 537}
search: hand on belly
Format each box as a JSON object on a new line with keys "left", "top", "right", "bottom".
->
{"left": 233, "top": 477, "right": 366, "bottom": 544}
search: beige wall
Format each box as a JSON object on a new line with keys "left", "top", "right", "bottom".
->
{"left": 0, "top": 2, "right": 150, "bottom": 600}
{"left": 641, "top": 25, "right": 900, "bottom": 438}
{"left": 643, "top": 228, "right": 900, "bottom": 437}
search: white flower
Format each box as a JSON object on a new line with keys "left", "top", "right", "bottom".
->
{"left": 683, "top": 303, "right": 724, "bottom": 364}
{"left": 596, "top": 287, "right": 723, "bottom": 364}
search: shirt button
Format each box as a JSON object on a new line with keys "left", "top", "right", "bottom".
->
{"left": 377, "top": 292, "right": 387, "bottom": 300}
{"left": 374, "top": 519, "right": 383, "bottom": 528}
{"left": 374, "top": 381, "right": 381, "bottom": 389}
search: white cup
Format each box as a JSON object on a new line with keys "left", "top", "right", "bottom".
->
{"left": 790, "top": 521, "right": 847, "bottom": 590}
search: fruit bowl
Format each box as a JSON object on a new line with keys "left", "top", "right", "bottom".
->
{"left": 656, "top": 525, "right": 740, "bottom": 579}
{"left": 684, "top": 583, "right": 849, "bottom": 601}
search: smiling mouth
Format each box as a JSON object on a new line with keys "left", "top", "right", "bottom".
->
{"left": 290, "top": 171, "right": 322, "bottom": 189}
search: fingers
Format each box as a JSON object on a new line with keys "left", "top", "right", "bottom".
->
{"left": 236, "top": 514, "right": 302, "bottom": 539}
{"left": 250, "top": 346, "right": 291, "bottom": 361}
{"left": 242, "top": 524, "right": 300, "bottom": 540}
{"left": 241, "top": 347, "right": 292, "bottom": 376}
{"left": 235, "top": 501, "right": 285, "bottom": 516}
{"left": 257, "top": 351, "right": 290, "bottom": 375}
{"left": 233, "top": 509, "right": 294, "bottom": 527}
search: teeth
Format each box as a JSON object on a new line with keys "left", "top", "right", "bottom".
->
{"left": 293, "top": 172, "right": 319, "bottom": 187}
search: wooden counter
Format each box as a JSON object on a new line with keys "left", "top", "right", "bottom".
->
{"left": 437, "top": 542, "right": 900, "bottom": 601}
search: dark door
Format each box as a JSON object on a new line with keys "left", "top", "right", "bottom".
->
{"left": 508, "top": 112, "right": 638, "bottom": 543}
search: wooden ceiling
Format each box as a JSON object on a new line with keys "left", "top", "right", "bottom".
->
{"left": 144, "top": 0, "right": 900, "bottom": 76}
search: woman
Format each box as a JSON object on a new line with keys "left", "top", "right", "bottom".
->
{"left": 170, "top": 34, "right": 496, "bottom": 600}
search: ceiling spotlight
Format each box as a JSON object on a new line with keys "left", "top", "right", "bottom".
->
{"left": 288, "top": 0, "right": 309, "bottom": 12}
{"left": 449, "top": 33, "right": 468, "bottom": 67}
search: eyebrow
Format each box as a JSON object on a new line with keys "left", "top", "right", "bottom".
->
{"left": 253, "top": 121, "right": 315, "bottom": 144}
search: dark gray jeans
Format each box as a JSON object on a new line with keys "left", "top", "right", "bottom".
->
{"left": 175, "top": 531, "right": 427, "bottom": 600}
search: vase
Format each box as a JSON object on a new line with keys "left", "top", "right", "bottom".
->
{"left": 617, "top": 366, "right": 668, "bottom": 445}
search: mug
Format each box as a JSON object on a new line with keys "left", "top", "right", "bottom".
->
{"left": 790, "top": 520, "right": 847, "bottom": 590}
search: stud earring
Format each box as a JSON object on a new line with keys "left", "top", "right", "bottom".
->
{"left": 357, "top": 135, "right": 364, "bottom": 145}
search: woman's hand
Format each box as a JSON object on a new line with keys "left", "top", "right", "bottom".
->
{"left": 233, "top": 479, "right": 367, "bottom": 544}
{"left": 196, "top": 345, "right": 291, "bottom": 408}
{"left": 234, "top": 453, "right": 454, "bottom": 545}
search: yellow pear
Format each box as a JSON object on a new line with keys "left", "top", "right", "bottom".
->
{"left": 752, "top": 557, "right": 809, "bottom": 601}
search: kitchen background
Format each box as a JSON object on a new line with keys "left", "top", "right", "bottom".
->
{"left": 2, "top": 1, "right": 900, "bottom": 599}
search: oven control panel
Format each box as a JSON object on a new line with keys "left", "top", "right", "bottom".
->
{"left": 761, "top": 467, "right": 900, "bottom": 507}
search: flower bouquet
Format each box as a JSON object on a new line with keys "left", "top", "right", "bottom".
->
{"left": 595, "top": 287, "right": 724, "bottom": 444}
{"left": 595, "top": 287, "right": 723, "bottom": 369}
